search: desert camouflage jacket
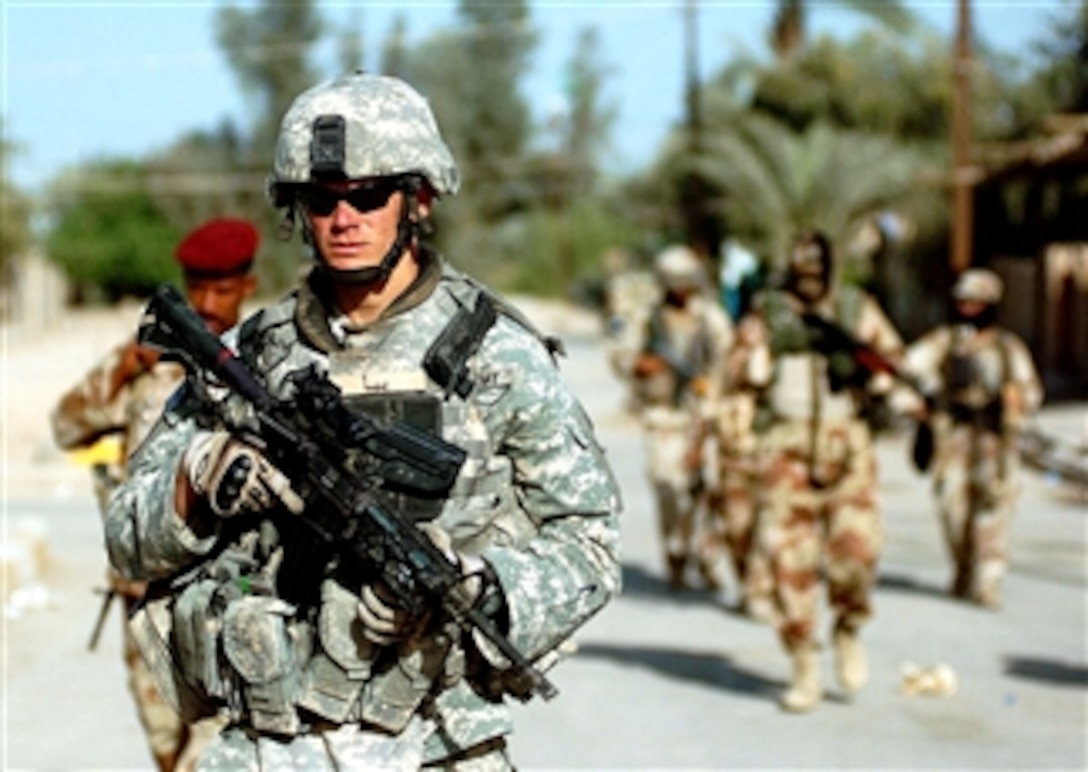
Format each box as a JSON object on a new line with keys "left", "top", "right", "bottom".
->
{"left": 104, "top": 249, "right": 622, "bottom": 765}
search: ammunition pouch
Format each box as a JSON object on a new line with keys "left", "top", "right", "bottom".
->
{"left": 945, "top": 353, "right": 978, "bottom": 393}
{"left": 221, "top": 595, "right": 302, "bottom": 736}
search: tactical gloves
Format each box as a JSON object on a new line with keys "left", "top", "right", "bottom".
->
{"left": 356, "top": 524, "right": 506, "bottom": 646}
{"left": 184, "top": 430, "right": 304, "bottom": 518}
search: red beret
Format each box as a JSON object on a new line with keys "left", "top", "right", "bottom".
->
{"left": 174, "top": 218, "right": 259, "bottom": 275}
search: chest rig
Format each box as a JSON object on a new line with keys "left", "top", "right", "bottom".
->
{"left": 142, "top": 288, "right": 510, "bottom": 740}
{"left": 329, "top": 290, "right": 499, "bottom": 523}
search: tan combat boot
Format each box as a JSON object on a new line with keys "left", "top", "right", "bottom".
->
{"left": 780, "top": 645, "right": 822, "bottom": 713}
{"left": 833, "top": 626, "right": 868, "bottom": 695}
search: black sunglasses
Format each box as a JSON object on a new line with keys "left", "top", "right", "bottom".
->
{"left": 301, "top": 180, "right": 400, "bottom": 216}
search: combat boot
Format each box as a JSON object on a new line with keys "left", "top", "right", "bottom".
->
{"left": 780, "top": 645, "right": 822, "bottom": 713}
{"left": 833, "top": 626, "right": 868, "bottom": 695}
{"left": 665, "top": 553, "right": 688, "bottom": 590}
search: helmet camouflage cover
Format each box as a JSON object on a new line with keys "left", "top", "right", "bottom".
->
{"left": 953, "top": 268, "right": 1003, "bottom": 305}
{"left": 271, "top": 72, "right": 460, "bottom": 199}
{"left": 654, "top": 244, "right": 706, "bottom": 290}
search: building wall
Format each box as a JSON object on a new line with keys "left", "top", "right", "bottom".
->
{"left": 994, "top": 244, "right": 1088, "bottom": 401}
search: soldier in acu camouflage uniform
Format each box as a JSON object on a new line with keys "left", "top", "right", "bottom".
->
{"left": 901, "top": 268, "right": 1043, "bottom": 609}
{"left": 51, "top": 217, "right": 259, "bottom": 771}
{"left": 733, "top": 230, "right": 903, "bottom": 713}
{"left": 104, "top": 72, "right": 621, "bottom": 771}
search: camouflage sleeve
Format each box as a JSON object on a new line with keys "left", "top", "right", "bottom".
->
{"left": 904, "top": 327, "right": 950, "bottom": 391}
{"left": 697, "top": 301, "right": 736, "bottom": 420}
{"left": 50, "top": 340, "right": 134, "bottom": 450}
{"left": 858, "top": 295, "right": 905, "bottom": 359}
{"left": 857, "top": 295, "right": 905, "bottom": 395}
{"left": 475, "top": 320, "right": 622, "bottom": 661}
{"left": 103, "top": 385, "right": 221, "bottom": 581}
{"left": 1007, "top": 334, "right": 1045, "bottom": 415}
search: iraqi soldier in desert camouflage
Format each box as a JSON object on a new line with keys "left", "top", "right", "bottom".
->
{"left": 50, "top": 217, "right": 259, "bottom": 771}
{"left": 901, "top": 268, "right": 1043, "bottom": 609}
{"left": 619, "top": 244, "right": 734, "bottom": 591}
{"left": 734, "top": 230, "right": 903, "bottom": 713}
{"left": 104, "top": 73, "right": 621, "bottom": 771}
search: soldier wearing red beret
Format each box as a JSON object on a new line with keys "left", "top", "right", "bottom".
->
{"left": 50, "top": 217, "right": 259, "bottom": 771}
{"left": 174, "top": 218, "right": 259, "bottom": 336}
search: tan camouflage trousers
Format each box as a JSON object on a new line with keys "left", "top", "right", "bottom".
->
{"left": 642, "top": 407, "right": 717, "bottom": 587}
{"left": 755, "top": 419, "right": 883, "bottom": 651}
{"left": 711, "top": 449, "right": 773, "bottom": 611}
{"left": 122, "top": 595, "right": 224, "bottom": 770}
{"left": 932, "top": 422, "right": 1020, "bottom": 605}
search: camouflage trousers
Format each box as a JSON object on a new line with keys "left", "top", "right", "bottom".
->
{"left": 932, "top": 421, "right": 1020, "bottom": 604}
{"left": 641, "top": 407, "right": 718, "bottom": 586}
{"left": 197, "top": 721, "right": 511, "bottom": 771}
{"left": 710, "top": 447, "right": 773, "bottom": 611}
{"left": 122, "top": 595, "right": 225, "bottom": 771}
{"left": 755, "top": 419, "right": 884, "bottom": 651}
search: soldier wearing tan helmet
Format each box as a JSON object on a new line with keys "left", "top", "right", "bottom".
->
{"left": 50, "top": 217, "right": 259, "bottom": 771}
{"left": 622, "top": 244, "right": 734, "bottom": 591}
{"left": 103, "top": 73, "right": 620, "bottom": 770}
{"left": 901, "top": 267, "right": 1043, "bottom": 609}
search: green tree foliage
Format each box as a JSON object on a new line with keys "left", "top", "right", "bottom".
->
{"left": 769, "top": 0, "right": 915, "bottom": 60}
{"left": 380, "top": 14, "right": 411, "bottom": 79}
{"left": 46, "top": 160, "right": 183, "bottom": 302}
{"left": 1029, "top": 0, "right": 1088, "bottom": 114}
{"left": 698, "top": 112, "right": 927, "bottom": 271}
{"left": 216, "top": 0, "right": 324, "bottom": 168}
{"left": 1, "top": 126, "right": 33, "bottom": 290}
{"left": 741, "top": 29, "right": 1034, "bottom": 145}
{"left": 560, "top": 27, "right": 617, "bottom": 197}
{"left": 140, "top": 123, "right": 303, "bottom": 294}
{"left": 337, "top": 9, "right": 366, "bottom": 75}
{"left": 425, "top": 0, "right": 538, "bottom": 222}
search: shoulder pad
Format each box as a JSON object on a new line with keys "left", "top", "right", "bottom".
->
{"left": 440, "top": 268, "right": 565, "bottom": 360}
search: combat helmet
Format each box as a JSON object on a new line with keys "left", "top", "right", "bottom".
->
{"left": 654, "top": 245, "right": 706, "bottom": 291}
{"left": 269, "top": 71, "right": 460, "bottom": 205}
{"left": 953, "top": 268, "right": 1003, "bottom": 305}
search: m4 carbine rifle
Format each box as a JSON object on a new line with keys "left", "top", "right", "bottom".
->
{"left": 137, "top": 284, "right": 558, "bottom": 701}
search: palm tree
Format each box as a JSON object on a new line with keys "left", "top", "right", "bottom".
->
{"left": 693, "top": 111, "right": 928, "bottom": 273}
{"left": 770, "top": 0, "right": 916, "bottom": 59}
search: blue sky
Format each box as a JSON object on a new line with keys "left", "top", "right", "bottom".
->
{"left": 2, "top": 1, "right": 1071, "bottom": 192}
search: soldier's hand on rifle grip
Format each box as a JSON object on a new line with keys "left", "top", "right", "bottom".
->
{"left": 182, "top": 430, "right": 304, "bottom": 519}
{"left": 422, "top": 523, "right": 511, "bottom": 663}
{"left": 357, "top": 583, "right": 424, "bottom": 645}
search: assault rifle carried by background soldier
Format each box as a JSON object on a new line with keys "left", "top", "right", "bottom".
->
{"left": 798, "top": 310, "right": 937, "bottom": 467}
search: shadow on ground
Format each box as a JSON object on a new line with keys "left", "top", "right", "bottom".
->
{"left": 1003, "top": 655, "right": 1088, "bottom": 689}
{"left": 575, "top": 640, "right": 782, "bottom": 701}
{"left": 620, "top": 562, "right": 742, "bottom": 612}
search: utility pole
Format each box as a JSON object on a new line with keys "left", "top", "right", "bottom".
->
{"left": 681, "top": 0, "right": 713, "bottom": 261}
{"left": 950, "top": 0, "right": 974, "bottom": 274}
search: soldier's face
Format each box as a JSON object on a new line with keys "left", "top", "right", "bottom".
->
{"left": 955, "top": 300, "right": 987, "bottom": 318}
{"left": 304, "top": 179, "right": 425, "bottom": 273}
{"left": 184, "top": 273, "right": 256, "bottom": 336}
